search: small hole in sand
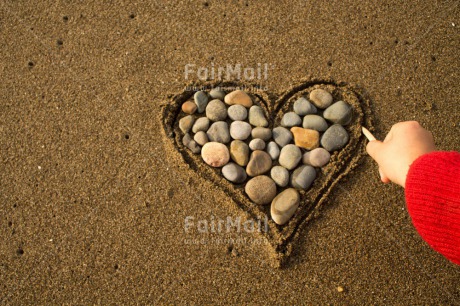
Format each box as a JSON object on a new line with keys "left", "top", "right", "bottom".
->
{"left": 129, "top": 14, "right": 136, "bottom": 19}
{"left": 28, "top": 61, "right": 34, "bottom": 67}
{"left": 327, "top": 61, "right": 332, "bottom": 67}
{"left": 17, "top": 248, "right": 24, "bottom": 255}
{"left": 226, "top": 244, "right": 233, "bottom": 253}
{"left": 63, "top": 16, "right": 69, "bottom": 22}
{"left": 203, "top": 2, "right": 209, "bottom": 7}
{"left": 8, "top": 221, "right": 12, "bottom": 227}
{"left": 369, "top": 41, "right": 373, "bottom": 45}
{"left": 57, "top": 39, "right": 63, "bottom": 46}
{"left": 124, "top": 134, "right": 130, "bottom": 140}
{"left": 431, "top": 55, "right": 436, "bottom": 62}
{"left": 223, "top": 13, "right": 226, "bottom": 17}
{"left": 114, "top": 264, "right": 119, "bottom": 270}
{"left": 394, "top": 39, "right": 399, "bottom": 44}
{"left": 13, "top": 204, "right": 17, "bottom": 208}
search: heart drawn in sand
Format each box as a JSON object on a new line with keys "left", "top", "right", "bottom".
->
{"left": 161, "top": 79, "right": 372, "bottom": 265}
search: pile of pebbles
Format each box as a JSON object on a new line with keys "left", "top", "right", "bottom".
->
{"left": 179, "top": 88, "right": 352, "bottom": 225}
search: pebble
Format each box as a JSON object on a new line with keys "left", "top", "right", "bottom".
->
{"left": 279, "top": 144, "right": 302, "bottom": 170}
{"left": 201, "top": 142, "right": 229, "bottom": 167}
{"left": 293, "top": 97, "right": 317, "bottom": 115}
{"left": 194, "top": 131, "right": 208, "bottom": 146}
{"left": 206, "top": 99, "right": 227, "bottom": 121}
{"left": 302, "top": 114, "right": 329, "bottom": 132}
{"left": 227, "top": 105, "right": 248, "bottom": 121}
{"left": 249, "top": 138, "right": 265, "bottom": 151}
{"left": 291, "top": 127, "right": 319, "bottom": 150}
{"left": 229, "top": 121, "right": 252, "bottom": 140}
{"left": 192, "top": 117, "right": 210, "bottom": 133}
{"left": 270, "top": 166, "right": 289, "bottom": 187}
{"left": 194, "top": 91, "right": 209, "bottom": 113}
{"left": 248, "top": 106, "right": 268, "bottom": 127}
{"left": 309, "top": 89, "right": 333, "bottom": 109}
{"left": 270, "top": 188, "right": 300, "bottom": 225}
{"left": 321, "top": 124, "right": 349, "bottom": 152}
{"left": 251, "top": 127, "right": 272, "bottom": 141}
{"left": 179, "top": 115, "right": 195, "bottom": 133}
{"left": 207, "top": 122, "right": 231, "bottom": 144}
{"left": 266, "top": 141, "right": 280, "bottom": 160}
{"left": 272, "top": 127, "right": 293, "bottom": 147}
{"left": 291, "top": 165, "right": 316, "bottom": 190}
{"left": 281, "top": 112, "right": 302, "bottom": 127}
{"left": 323, "top": 101, "right": 353, "bottom": 125}
{"left": 245, "top": 175, "right": 277, "bottom": 205}
{"left": 222, "top": 162, "right": 247, "bottom": 184}
{"left": 224, "top": 90, "right": 253, "bottom": 108}
{"left": 246, "top": 150, "right": 272, "bottom": 177}
{"left": 209, "top": 88, "right": 226, "bottom": 100}
{"left": 182, "top": 101, "right": 197, "bottom": 114}
{"left": 230, "top": 140, "right": 250, "bottom": 166}
{"left": 186, "top": 140, "right": 201, "bottom": 154}
{"left": 182, "top": 133, "right": 192, "bottom": 146}
{"left": 302, "top": 148, "right": 331, "bottom": 167}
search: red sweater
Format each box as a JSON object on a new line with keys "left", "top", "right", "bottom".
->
{"left": 405, "top": 151, "right": 460, "bottom": 265}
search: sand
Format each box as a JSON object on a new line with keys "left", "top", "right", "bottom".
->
{"left": 1, "top": 0, "right": 459, "bottom": 304}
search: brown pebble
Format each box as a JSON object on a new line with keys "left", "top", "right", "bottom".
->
{"left": 309, "top": 88, "right": 333, "bottom": 109}
{"left": 181, "top": 101, "right": 197, "bottom": 114}
{"left": 230, "top": 140, "right": 250, "bottom": 166}
{"left": 246, "top": 150, "right": 272, "bottom": 177}
{"left": 224, "top": 90, "right": 253, "bottom": 108}
{"left": 245, "top": 175, "right": 277, "bottom": 205}
{"left": 290, "top": 127, "right": 319, "bottom": 150}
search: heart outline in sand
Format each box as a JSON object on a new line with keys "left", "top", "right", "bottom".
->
{"left": 160, "top": 78, "right": 372, "bottom": 266}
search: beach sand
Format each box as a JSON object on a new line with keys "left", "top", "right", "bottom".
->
{"left": 1, "top": 0, "right": 459, "bottom": 304}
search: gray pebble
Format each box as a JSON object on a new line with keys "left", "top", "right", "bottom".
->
{"left": 293, "top": 97, "right": 317, "bottom": 115}
{"left": 186, "top": 140, "right": 201, "bottom": 154}
{"left": 194, "top": 91, "right": 209, "bottom": 113}
{"left": 206, "top": 99, "right": 227, "bottom": 121}
{"left": 272, "top": 127, "right": 293, "bottom": 147}
{"left": 194, "top": 131, "right": 208, "bottom": 146}
{"left": 321, "top": 124, "right": 349, "bottom": 152}
{"left": 270, "top": 188, "right": 300, "bottom": 225}
{"left": 291, "top": 165, "right": 316, "bottom": 190}
{"left": 222, "top": 162, "right": 247, "bottom": 184}
{"left": 302, "top": 115, "right": 329, "bottom": 132}
{"left": 309, "top": 89, "right": 333, "bottom": 109}
{"left": 230, "top": 121, "right": 252, "bottom": 140}
{"left": 302, "top": 148, "right": 330, "bottom": 167}
{"left": 279, "top": 144, "right": 302, "bottom": 170}
{"left": 251, "top": 127, "right": 272, "bottom": 141}
{"left": 249, "top": 105, "right": 268, "bottom": 127}
{"left": 209, "top": 88, "right": 226, "bottom": 100}
{"left": 227, "top": 105, "right": 248, "bottom": 121}
{"left": 281, "top": 112, "right": 302, "bottom": 127}
{"left": 266, "top": 141, "right": 280, "bottom": 160}
{"left": 249, "top": 138, "right": 266, "bottom": 151}
{"left": 207, "top": 121, "right": 231, "bottom": 144}
{"left": 270, "top": 166, "right": 289, "bottom": 187}
{"left": 179, "top": 115, "right": 195, "bottom": 133}
{"left": 182, "top": 133, "right": 192, "bottom": 146}
{"left": 192, "top": 117, "right": 210, "bottom": 133}
{"left": 323, "top": 101, "right": 353, "bottom": 125}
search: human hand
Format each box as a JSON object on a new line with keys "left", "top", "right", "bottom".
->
{"left": 366, "top": 121, "right": 436, "bottom": 187}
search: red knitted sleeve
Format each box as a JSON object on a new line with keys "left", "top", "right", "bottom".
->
{"left": 405, "top": 151, "right": 460, "bottom": 265}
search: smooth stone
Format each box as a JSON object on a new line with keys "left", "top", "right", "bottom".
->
{"left": 249, "top": 138, "right": 265, "bottom": 151}
{"left": 302, "top": 148, "right": 331, "bottom": 167}
{"left": 246, "top": 150, "right": 272, "bottom": 177}
{"left": 323, "top": 101, "right": 353, "bottom": 125}
{"left": 224, "top": 90, "right": 253, "bottom": 108}
{"left": 321, "top": 124, "right": 349, "bottom": 152}
{"left": 230, "top": 140, "right": 250, "bottom": 166}
{"left": 245, "top": 175, "right": 277, "bottom": 205}
{"left": 272, "top": 127, "right": 293, "bottom": 147}
{"left": 206, "top": 99, "right": 227, "bottom": 122}
{"left": 281, "top": 112, "right": 302, "bottom": 127}
{"left": 270, "top": 166, "right": 289, "bottom": 187}
{"left": 227, "top": 105, "right": 248, "bottom": 121}
{"left": 270, "top": 188, "right": 300, "bottom": 225}
{"left": 309, "top": 89, "right": 333, "bottom": 109}
{"left": 194, "top": 91, "right": 209, "bottom": 113}
{"left": 251, "top": 127, "right": 272, "bottom": 141}
{"left": 230, "top": 121, "right": 252, "bottom": 140}
{"left": 278, "top": 144, "right": 302, "bottom": 170}
{"left": 201, "top": 142, "right": 229, "bottom": 167}
{"left": 291, "top": 127, "right": 320, "bottom": 150}
{"left": 222, "top": 162, "right": 247, "bottom": 184}
{"left": 182, "top": 101, "right": 197, "bottom": 114}
{"left": 266, "top": 141, "right": 280, "bottom": 160}
{"left": 192, "top": 117, "right": 210, "bottom": 133}
{"left": 293, "top": 97, "right": 317, "bottom": 115}
{"left": 179, "top": 115, "right": 195, "bottom": 133}
{"left": 207, "top": 122, "right": 231, "bottom": 144}
{"left": 248, "top": 106, "right": 268, "bottom": 127}
{"left": 209, "top": 88, "right": 226, "bottom": 100}
{"left": 194, "top": 131, "right": 208, "bottom": 146}
{"left": 186, "top": 140, "right": 201, "bottom": 154}
{"left": 182, "top": 133, "right": 192, "bottom": 146}
{"left": 302, "top": 114, "right": 329, "bottom": 132}
{"left": 291, "top": 165, "right": 316, "bottom": 190}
